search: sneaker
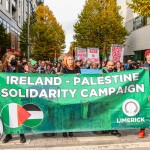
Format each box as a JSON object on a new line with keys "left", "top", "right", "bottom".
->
{"left": 20, "top": 135, "right": 26, "bottom": 143}
{"left": 2, "top": 134, "right": 12, "bottom": 143}
{"left": 43, "top": 133, "right": 55, "bottom": 137}
{"left": 69, "top": 132, "right": 73, "bottom": 137}
{"left": 63, "top": 132, "right": 68, "bottom": 138}
{"left": 138, "top": 129, "right": 145, "bottom": 138}
{"left": 101, "top": 131, "right": 111, "bottom": 134}
{"left": 111, "top": 130, "right": 121, "bottom": 137}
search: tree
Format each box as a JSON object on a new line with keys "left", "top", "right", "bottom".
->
{"left": 74, "top": 0, "right": 127, "bottom": 56}
{"left": 20, "top": 21, "right": 28, "bottom": 58}
{"left": 20, "top": 4, "right": 65, "bottom": 61}
{"left": 127, "top": 0, "right": 150, "bottom": 17}
{"left": 0, "top": 24, "right": 11, "bottom": 58}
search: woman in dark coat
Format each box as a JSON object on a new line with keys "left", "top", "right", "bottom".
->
{"left": 2, "top": 52, "right": 26, "bottom": 143}
{"left": 62, "top": 55, "right": 80, "bottom": 137}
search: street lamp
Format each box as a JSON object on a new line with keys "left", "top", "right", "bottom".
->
{"left": 27, "top": 0, "right": 30, "bottom": 60}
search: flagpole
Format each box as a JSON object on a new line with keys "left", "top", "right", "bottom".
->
{"left": 27, "top": 0, "right": 30, "bottom": 60}
{"left": 54, "top": 50, "right": 56, "bottom": 62}
{"left": 55, "top": 50, "right": 56, "bottom": 61}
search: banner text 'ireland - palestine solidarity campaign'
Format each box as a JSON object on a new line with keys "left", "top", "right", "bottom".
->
{"left": 0, "top": 72, "right": 145, "bottom": 99}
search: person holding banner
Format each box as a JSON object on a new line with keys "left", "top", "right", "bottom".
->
{"left": 101, "top": 61, "right": 106, "bottom": 69}
{"left": 62, "top": 55, "right": 81, "bottom": 74}
{"left": 90, "top": 62, "right": 98, "bottom": 69}
{"left": 1, "top": 52, "right": 26, "bottom": 143}
{"left": 36, "top": 60, "right": 46, "bottom": 73}
{"left": 138, "top": 49, "right": 150, "bottom": 138}
{"left": 75, "top": 60, "right": 82, "bottom": 68}
{"left": 55, "top": 62, "right": 63, "bottom": 74}
{"left": 80, "top": 61, "right": 88, "bottom": 69}
{"left": 115, "top": 61, "right": 124, "bottom": 72}
{"left": 102, "top": 60, "right": 121, "bottom": 137}
{"left": 124, "top": 60, "right": 134, "bottom": 70}
{"left": 102, "top": 60, "right": 116, "bottom": 73}
{"left": 0, "top": 61, "right": 3, "bottom": 72}
{"left": 62, "top": 55, "right": 81, "bottom": 137}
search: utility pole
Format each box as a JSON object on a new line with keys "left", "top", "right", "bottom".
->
{"left": 27, "top": 0, "right": 30, "bottom": 60}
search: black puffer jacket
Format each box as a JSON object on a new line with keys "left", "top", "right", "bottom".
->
{"left": 62, "top": 66, "right": 81, "bottom": 74}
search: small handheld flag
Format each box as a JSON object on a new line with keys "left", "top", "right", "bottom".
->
{"left": 54, "top": 50, "right": 57, "bottom": 62}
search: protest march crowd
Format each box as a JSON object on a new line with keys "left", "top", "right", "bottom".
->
{"left": 0, "top": 49, "right": 150, "bottom": 143}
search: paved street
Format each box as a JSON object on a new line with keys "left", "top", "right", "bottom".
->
{"left": 1, "top": 129, "right": 150, "bottom": 150}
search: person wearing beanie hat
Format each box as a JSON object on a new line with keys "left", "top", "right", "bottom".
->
{"left": 138, "top": 49, "right": 150, "bottom": 138}
{"left": 145, "top": 49, "right": 150, "bottom": 59}
{"left": 142, "top": 49, "right": 150, "bottom": 73}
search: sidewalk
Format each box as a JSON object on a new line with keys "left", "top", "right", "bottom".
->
{"left": 0, "top": 129, "right": 150, "bottom": 150}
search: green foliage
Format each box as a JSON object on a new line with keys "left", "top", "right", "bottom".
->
{"left": 128, "top": 0, "right": 150, "bottom": 17}
{"left": 74, "top": 0, "right": 127, "bottom": 56}
{"left": 20, "top": 4, "right": 65, "bottom": 61}
{"left": 20, "top": 21, "right": 28, "bottom": 58}
{"left": 0, "top": 24, "right": 11, "bottom": 58}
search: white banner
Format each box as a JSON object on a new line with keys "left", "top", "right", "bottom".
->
{"left": 110, "top": 45, "right": 124, "bottom": 62}
{"left": 87, "top": 48, "right": 99, "bottom": 64}
{"left": 76, "top": 48, "right": 87, "bottom": 61}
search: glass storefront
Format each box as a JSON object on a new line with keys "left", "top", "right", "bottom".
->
{"left": 134, "top": 50, "right": 146, "bottom": 62}
{"left": 0, "top": 17, "right": 20, "bottom": 58}
{"left": 124, "top": 50, "right": 147, "bottom": 63}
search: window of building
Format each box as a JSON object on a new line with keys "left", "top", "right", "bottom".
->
{"left": 2, "top": 20, "right": 7, "bottom": 34}
{"left": 6, "top": 0, "right": 10, "bottom": 12}
{"left": 133, "top": 17, "right": 141, "bottom": 29}
{"left": 11, "top": 27, "right": 14, "bottom": 32}
{"left": 133, "top": 16, "right": 147, "bottom": 30}
{"left": 18, "top": 33, "right": 20, "bottom": 50}
{"left": 0, "top": 0, "right": 2, "bottom": 4}
{"left": 2, "top": 20, "right": 6, "bottom": 28}
{"left": 37, "top": 0, "right": 44, "bottom": 5}
{"left": 11, "top": 31, "right": 15, "bottom": 49}
{"left": 15, "top": 33, "right": 18, "bottom": 50}
{"left": 12, "top": 0, "right": 17, "bottom": 7}
{"left": 26, "top": 12, "right": 28, "bottom": 19}
{"left": 19, "top": 1, "right": 20, "bottom": 7}
{"left": 142, "top": 16, "right": 147, "bottom": 26}
{"left": 0, "top": 18, "right": 2, "bottom": 24}
{"left": 21, "top": 0, "right": 24, "bottom": 24}
{"left": 19, "top": 16, "right": 20, "bottom": 23}
{"left": 11, "top": 27, "right": 18, "bottom": 50}
{"left": 7, "top": 23, "right": 10, "bottom": 33}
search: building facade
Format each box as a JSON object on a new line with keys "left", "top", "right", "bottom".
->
{"left": 117, "top": 0, "right": 150, "bottom": 62}
{"left": 0, "top": 0, "right": 40, "bottom": 58}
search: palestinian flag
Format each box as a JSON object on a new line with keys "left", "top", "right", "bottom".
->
{"left": 23, "top": 104, "right": 44, "bottom": 128}
{"left": 54, "top": 50, "right": 57, "bottom": 62}
{"left": 1, "top": 103, "right": 31, "bottom": 128}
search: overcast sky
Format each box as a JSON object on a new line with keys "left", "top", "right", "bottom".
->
{"left": 44, "top": 0, "right": 86, "bottom": 53}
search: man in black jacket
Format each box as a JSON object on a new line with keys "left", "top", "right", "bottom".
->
{"left": 102, "top": 60, "right": 121, "bottom": 137}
